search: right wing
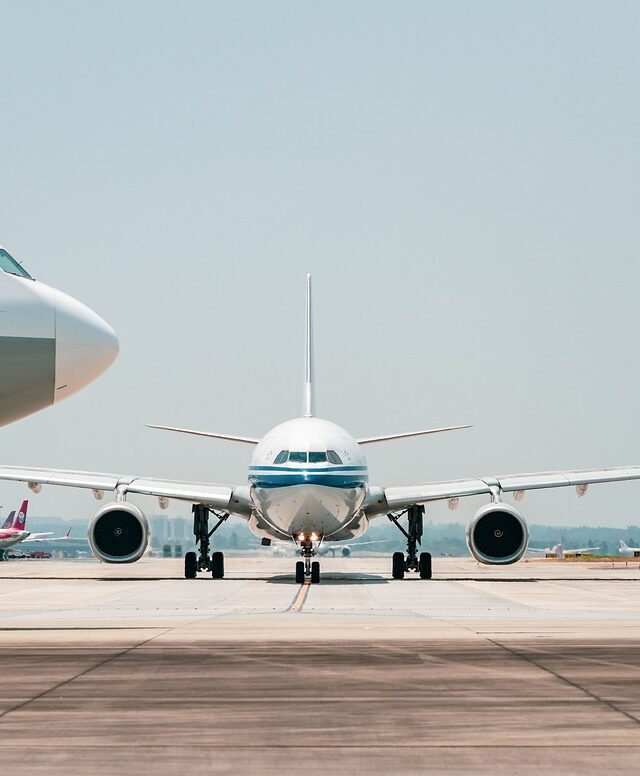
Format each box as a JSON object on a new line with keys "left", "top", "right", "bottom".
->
{"left": 374, "top": 464, "right": 640, "bottom": 513}
{"left": 0, "top": 465, "right": 246, "bottom": 514}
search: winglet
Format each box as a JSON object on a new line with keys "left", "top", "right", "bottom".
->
{"left": 303, "top": 274, "right": 315, "bottom": 417}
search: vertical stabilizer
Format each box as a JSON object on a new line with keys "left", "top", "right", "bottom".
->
{"left": 2, "top": 511, "right": 15, "bottom": 529}
{"left": 303, "top": 274, "right": 315, "bottom": 417}
{"left": 12, "top": 501, "right": 28, "bottom": 530}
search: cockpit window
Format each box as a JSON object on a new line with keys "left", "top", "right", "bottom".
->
{"left": 0, "top": 249, "right": 32, "bottom": 279}
{"left": 327, "top": 450, "right": 343, "bottom": 464}
{"left": 309, "top": 452, "right": 327, "bottom": 463}
{"left": 289, "top": 451, "right": 307, "bottom": 463}
{"left": 274, "top": 450, "right": 289, "bottom": 464}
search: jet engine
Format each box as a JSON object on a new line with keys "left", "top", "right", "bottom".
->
{"left": 88, "top": 502, "right": 149, "bottom": 563}
{"left": 466, "top": 503, "right": 528, "bottom": 565}
{"left": 341, "top": 547, "right": 351, "bottom": 557}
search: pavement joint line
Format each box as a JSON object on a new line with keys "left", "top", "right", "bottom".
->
{"left": 287, "top": 579, "right": 311, "bottom": 613}
{"left": 486, "top": 637, "right": 640, "bottom": 727}
{"left": 0, "top": 627, "right": 173, "bottom": 722}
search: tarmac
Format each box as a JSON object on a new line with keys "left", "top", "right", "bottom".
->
{"left": 1, "top": 555, "right": 640, "bottom": 775}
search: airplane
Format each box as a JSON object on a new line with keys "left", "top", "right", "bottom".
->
{"left": 2, "top": 275, "right": 640, "bottom": 583}
{"left": 0, "top": 500, "right": 72, "bottom": 559}
{"left": 619, "top": 540, "right": 640, "bottom": 558}
{"left": 0, "top": 244, "right": 119, "bottom": 427}
{"left": 527, "top": 542, "right": 600, "bottom": 559}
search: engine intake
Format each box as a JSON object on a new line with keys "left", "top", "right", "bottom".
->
{"left": 466, "top": 503, "right": 528, "bottom": 565}
{"left": 89, "top": 502, "right": 149, "bottom": 563}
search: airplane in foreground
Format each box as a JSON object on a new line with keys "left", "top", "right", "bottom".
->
{"left": 619, "top": 540, "right": 640, "bottom": 558}
{"left": 527, "top": 542, "right": 600, "bottom": 559}
{"left": 0, "top": 244, "right": 118, "bottom": 427}
{"left": 0, "top": 500, "right": 72, "bottom": 559}
{"left": 1, "top": 276, "right": 640, "bottom": 583}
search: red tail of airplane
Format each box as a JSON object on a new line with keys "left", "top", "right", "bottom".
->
{"left": 10, "top": 501, "right": 28, "bottom": 530}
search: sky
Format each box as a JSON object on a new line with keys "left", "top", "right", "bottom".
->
{"left": 0, "top": 1, "right": 639, "bottom": 527}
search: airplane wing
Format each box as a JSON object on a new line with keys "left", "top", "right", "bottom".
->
{"left": 378, "top": 465, "right": 640, "bottom": 512}
{"left": 22, "top": 532, "right": 53, "bottom": 541}
{"left": 0, "top": 465, "right": 239, "bottom": 513}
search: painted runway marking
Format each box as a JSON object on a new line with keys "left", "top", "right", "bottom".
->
{"left": 288, "top": 579, "right": 311, "bottom": 613}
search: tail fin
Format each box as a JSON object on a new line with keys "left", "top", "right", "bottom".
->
{"left": 303, "top": 274, "right": 315, "bottom": 417}
{"left": 11, "top": 501, "right": 28, "bottom": 530}
{"left": 2, "top": 511, "right": 15, "bottom": 529}
{"left": 620, "top": 539, "right": 629, "bottom": 550}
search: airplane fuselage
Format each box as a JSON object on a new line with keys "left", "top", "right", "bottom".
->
{"left": 246, "top": 417, "right": 370, "bottom": 543}
{"left": 0, "top": 530, "right": 30, "bottom": 550}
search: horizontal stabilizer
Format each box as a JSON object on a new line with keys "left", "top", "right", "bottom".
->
{"left": 147, "top": 424, "right": 260, "bottom": 445}
{"left": 357, "top": 424, "right": 472, "bottom": 445}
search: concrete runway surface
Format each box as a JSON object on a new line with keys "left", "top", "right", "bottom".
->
{"left": 1, "top": 556, "right": 640, "bottom": 775}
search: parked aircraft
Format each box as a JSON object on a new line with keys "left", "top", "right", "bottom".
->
{"left": 0, "top": 500, "right": 72, "bottom": 559}
{"left": 527, "top": 543, "right": 600, "bottom": 559}
{"left": 2, "top": 276, "right": 640, "bottom": 583}
{"left": 0, "top": 244, "right": 118, "bottom": 426}
{"left": 619, "top": 540, "right": 640, "bottom": 558}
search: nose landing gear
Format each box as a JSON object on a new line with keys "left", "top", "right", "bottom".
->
{"left": 295, "top": 537, "right": 321, "bottom": 583}
{"left": 388, "top": 504, "right": 432, "bottom": 580}
{"left": 184, "top": 504, "right": 229, "bottom": 579}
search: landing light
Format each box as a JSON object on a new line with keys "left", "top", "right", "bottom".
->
{"left": 298, "top": 533, "right": 305, "bottom": 542}
{"left": 310, "top": 532, "right": 318, "bottom": 542}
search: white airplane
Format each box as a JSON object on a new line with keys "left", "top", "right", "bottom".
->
{"left": 0, "top": 244, "right": 119, "bottom": 426}
{"left": 2, "top": 276, "right": 640, "bottom": 583}
{"left": 527, "top": 542, "right": 600, "bottom": 559}
{"left": 619, "top": 540, "right": 640, "bottom": 558}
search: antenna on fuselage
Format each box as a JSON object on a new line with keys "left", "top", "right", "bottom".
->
{"left": 303, "top": 273, "right": 315, "bottom": 417}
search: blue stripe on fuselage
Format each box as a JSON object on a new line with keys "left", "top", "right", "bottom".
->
{"left": 249, "top": 472, "right": 368, "bottom": 489}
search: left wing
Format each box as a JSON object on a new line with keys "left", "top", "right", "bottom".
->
{"left": 0, "top": 465, "right": 242, "bottom": 513}
{"left": 372, "top": 465, "right": 640, "bottom": 513}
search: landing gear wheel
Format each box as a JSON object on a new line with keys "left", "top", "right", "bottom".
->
{"left": 419, "top": 551, "right": 432, "bottom": 579}
{"left": 392, "top": 551, "right": 405, "bottom": 579}
{"left": 311, "top": 561, "right": 320, "bottom": 584}
{"left": 211, "top": 551, "right": 224, "bottom": 579}
{"left": 185, "top": 551, "right": 197, "bottom": 579}
{"left": 295, "top": 561, "right": 305, "bottom": 584}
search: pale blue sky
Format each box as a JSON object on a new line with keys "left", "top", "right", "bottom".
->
{"left": 0, "top": 1, "right": 639, "bottom": 526}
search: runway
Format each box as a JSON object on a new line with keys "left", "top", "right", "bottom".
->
{"left": 1, "top": 556, "right": 640, "bottom": 774}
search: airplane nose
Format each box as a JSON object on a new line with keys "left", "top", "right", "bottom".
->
{"left": 53, "top": 289, "right": 119, "bottom": 402}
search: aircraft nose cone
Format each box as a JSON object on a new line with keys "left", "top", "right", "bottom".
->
{"left": 53, "top": 289, "right": 119, "bottom": 402}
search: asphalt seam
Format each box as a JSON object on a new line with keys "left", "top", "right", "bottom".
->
{"left": 487, "top": 637, "right": 640, "bottom": 727}
{"left": 0, "top": 628, "right": 172, "bottom": 722}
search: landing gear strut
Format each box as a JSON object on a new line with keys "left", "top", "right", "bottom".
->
{"left": 184, "top": 504, "right": 229, "bottom": 579}
{"left": 295, "top": 537, "right": 320, "bottom": 583}
{"left": 388, "top": 505, "right": 432, "bottom": 580}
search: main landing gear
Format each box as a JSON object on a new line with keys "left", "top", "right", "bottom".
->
{"left": 295, "top": 536, "right": 321, "bottom": 584}
{"left": 388, "top": 504, "right": 432, "bottom": 580}
{"left": 184, "top": 504, "right": 229, "bottom": 579}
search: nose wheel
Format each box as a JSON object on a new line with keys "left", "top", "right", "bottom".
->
{"left": 295, "top": 538, "right": 321, "bottom": 583}
{"left": 389, "top": 505, "right": 433, "bottom": 580}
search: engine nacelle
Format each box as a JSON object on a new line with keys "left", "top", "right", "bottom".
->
{"left": 466, "top": 503, "right": 528, "bottom": 565}
{"left": 88, "top": 502, "right": 149, "bottom": 563}
{"left": 341, "top": 547, "right": 351, "bottom": 557}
